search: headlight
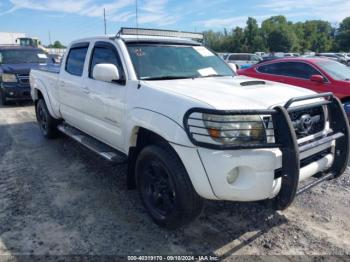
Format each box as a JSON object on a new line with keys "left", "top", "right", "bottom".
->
{"left": 203, "top": 114, "right": 266, "bottom": 145}
{"left": 2, "top": 73, "right": 17, "bottom": 83}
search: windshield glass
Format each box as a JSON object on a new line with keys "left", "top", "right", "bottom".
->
{"left": 127, "top": 44, "right": 235, "bottom": 80}
{"left": 0, "top": 50, "right": 48, "bottom": 64}
{"left": 315, "top": 60, "right": 350, "bottom": 81}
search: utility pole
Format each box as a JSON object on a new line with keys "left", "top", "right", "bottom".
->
{"left": 103, "top": 8, "right": 107, "bottom": 35}
{"left": 135, "top": 0, "right": 139, "bottom": 29}
{"left": 48, "top": 30, "right": 52, "bottom": 46}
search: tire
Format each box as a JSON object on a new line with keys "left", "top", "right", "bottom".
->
{"left": 35, "top": 99, "right": 59, "bottom": 139}
{"left": 135, "top": 144, "right": 203, "bottom": 229}
{"left": 0, "top": 89, "right": 8, "bottom": 106}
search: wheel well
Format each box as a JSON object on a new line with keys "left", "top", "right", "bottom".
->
{"left": 34, "top": 89, "right": 44, "bottom": 106}
{"left": 127, "top": 127, "right": 172, "bottom": 189}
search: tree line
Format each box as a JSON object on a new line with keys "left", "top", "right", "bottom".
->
{"left": 203, "top": 15, "right": 350, "bottom": 53}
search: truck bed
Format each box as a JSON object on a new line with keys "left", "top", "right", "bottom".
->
{"left": 30, "top": 65, "right": 61, "bottom": 118}
{"left": 37, "top": 64, "right": 60, "bottom": 74}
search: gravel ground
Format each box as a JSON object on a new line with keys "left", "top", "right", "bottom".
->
{"left": 0, "top": 103, "right": 350, "bottom": 260}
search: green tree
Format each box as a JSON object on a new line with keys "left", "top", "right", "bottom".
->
{"left": 242, "top": 17, "right": 266, "bottom": 52}
{"left": 336, "top": 17, "right": 350, "bottom": 51}
{"left": 267, "top": 27, "right": 294, "bottom": 52}
{"left": 49, "top": 40, "right": 66, "bottom": 48}
{"left": 261, "top": 16, "right": 297, "bottom": 52}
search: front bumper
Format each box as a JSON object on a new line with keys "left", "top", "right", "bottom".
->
{"left": 1, "top": 82, "right": 31, "bottom": 100}
{"left": 183, "top": 93, "right": 350, "bottom": 209}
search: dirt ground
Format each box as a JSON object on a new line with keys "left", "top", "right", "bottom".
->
{"left": 0, "top": 102, "right": 350, "bottom": 260}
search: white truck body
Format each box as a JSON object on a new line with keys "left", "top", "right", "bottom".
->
{"left": 30, "top": 29, "right": 349, "bottom": 228}
{"left": 0, "top": 32, "right": 25, "bottom": 45}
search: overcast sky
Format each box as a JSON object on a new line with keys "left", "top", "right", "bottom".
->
{"left": 0, "top": 0, "right": 349, "bottom": 45}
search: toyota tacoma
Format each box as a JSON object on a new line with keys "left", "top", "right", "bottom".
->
{"left": 30, "top": 28, "right": 350, "bottom": 229}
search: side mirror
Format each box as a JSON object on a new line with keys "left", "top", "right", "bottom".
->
{"left": 228, "top": 63, "right": 238, "bottom": 73}
{"left": 93, "top": 63, "right": 120, "bottom": 83}
{"left": 310, "top": 74, "right": 325, "bottom": 83}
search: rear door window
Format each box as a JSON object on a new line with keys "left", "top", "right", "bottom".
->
{"left": 65, "top": 44, "right": 89, "bottom": 76}
{"left": 257, "top": 62, "right": 320, "bottom": 79}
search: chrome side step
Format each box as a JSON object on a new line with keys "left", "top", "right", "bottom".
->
{"left": 57, "top": 124, "right": 127, "bottom": 163}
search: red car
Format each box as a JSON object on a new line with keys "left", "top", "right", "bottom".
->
{"left": 238, "top": 57, "right": 350, "bottom": 117}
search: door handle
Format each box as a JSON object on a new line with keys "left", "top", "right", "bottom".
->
{"left": 82, "top": 86, "right": 90, "bottom": 94}
{"left": 59, "top": 81, "right": 65, "bottom": 87}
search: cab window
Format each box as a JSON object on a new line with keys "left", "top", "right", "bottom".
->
{"left": 65, "top": 44, "right": 89, "bottom": 76}
{"left": 89, "top": 42, "right": 124, "bottom": 81}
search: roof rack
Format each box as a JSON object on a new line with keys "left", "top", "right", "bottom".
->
{"left": 116, "top": 27, "right": 203, "bottom": 40}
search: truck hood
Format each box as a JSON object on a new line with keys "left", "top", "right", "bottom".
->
{"left": 0, "top": 63, "right": 42, "bottom": 75}
{"left": 143, "top": 75, "right": 316, "bottom": 110}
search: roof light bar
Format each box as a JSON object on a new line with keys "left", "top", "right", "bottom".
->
{"left": 118, "top": 27, "right": 203, "bottom": 40}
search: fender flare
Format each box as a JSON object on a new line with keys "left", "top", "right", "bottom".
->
{"left": 125, "top": 107, "right": 194, "bottom": 150}
{"left": 31, "top": 78, "right": 60, "bottom": 119}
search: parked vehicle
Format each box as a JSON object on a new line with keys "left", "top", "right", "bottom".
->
{"left": 0, "top": 45, "right": 48, "bottom": 105}
{"left": 255, "top": 52, "right": 265, "bottom": 57}
{"left": 217, "top": 53, "right": 229, "bottom": 60}
{"left": 284, "top": 53, "right": 300, "bottom": 57}
{"left": 238, "top": 57, "right": 350, "bottom": 119}
{"left": 225, "top": 53, "right": 261, "bottom": 69}
{"left": 318, "top": 53, "right": 345, "bottom": 64}
{"left": 16, "top": 37, "right": 41, "bottom": 48}
{"left": 30, "top": 28, "right": 349, "bottom": 229}
{"left": 335, "top": 53, "right": 350, "bottom": 66}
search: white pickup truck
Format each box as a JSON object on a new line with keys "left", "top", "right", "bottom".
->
{"left": 30, "top": 28, "right": 350, "bottom": 229}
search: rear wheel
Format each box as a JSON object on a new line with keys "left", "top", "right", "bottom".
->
{"left": 136, "top": 144, "right": 203, "bottom": 229}
{"left": 36, "top": 99, "right": 59, "bottom": 139}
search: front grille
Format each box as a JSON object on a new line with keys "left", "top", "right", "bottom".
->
{"left": 289, "top": 106, "right": 325, "bottom": 139}
{"left": 17, "top": 74, "right": 29, "bottom": 84}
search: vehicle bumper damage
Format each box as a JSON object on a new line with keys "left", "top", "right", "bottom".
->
{"left": 183, "top": 93, "right": 350, "bottom": 209}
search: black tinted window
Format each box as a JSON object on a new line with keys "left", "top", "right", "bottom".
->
{"left": 89, "top": 44, "right": 123, "bottom": 78}
{"left": 257, "top": 62, "right": 320, "bottom": 79}
{"left": 65, "top": 46, "right": 88, "bottom": 76}
{"left": 0, "top": 50, "right": 47, "bottom": 64}
{"left": 229, "top": 54, "right": 249, "bottom": 61}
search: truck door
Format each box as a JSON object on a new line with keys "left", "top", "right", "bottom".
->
{"left": 58, "top": 42, "right": 90, "bottom": 131}
{"left": 81, "top": 40, "right": 126, "bottom": 151}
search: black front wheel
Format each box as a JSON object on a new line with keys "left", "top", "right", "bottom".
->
{"left": 36, "top": 99, "right": 59, "bottom": 139}
{"left": 136, "top": 144, "right": 203, "bottom": 229}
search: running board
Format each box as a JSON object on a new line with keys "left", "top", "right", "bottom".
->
{"left": 57, "top": 124, "right": 127, "bottom": 163}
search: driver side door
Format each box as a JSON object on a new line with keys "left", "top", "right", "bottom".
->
{"left": 81, "top": 41, "right": 127, "bottom": 151}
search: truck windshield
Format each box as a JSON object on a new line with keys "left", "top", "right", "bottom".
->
{"left": 127, "top": 44, "right": 235, "bottom": 80}
{"left": 0, "top": 50, "right": 48, "bottom": 64}
{"left": 315, "top": 60, "right": 350, "bottom": 81}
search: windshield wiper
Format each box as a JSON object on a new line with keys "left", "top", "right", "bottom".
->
{"left": 197, "top": 74, "right": 231, "bottom": 78}
{"left": 141, "top": 75, "right": 196, "bottom": 80}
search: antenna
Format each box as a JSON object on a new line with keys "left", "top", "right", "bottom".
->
{"left": 103, "top": 8, "right": 107, "bottom": 35}
{"left": 135, "top": 0, "right": 141, "bottom": 88}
